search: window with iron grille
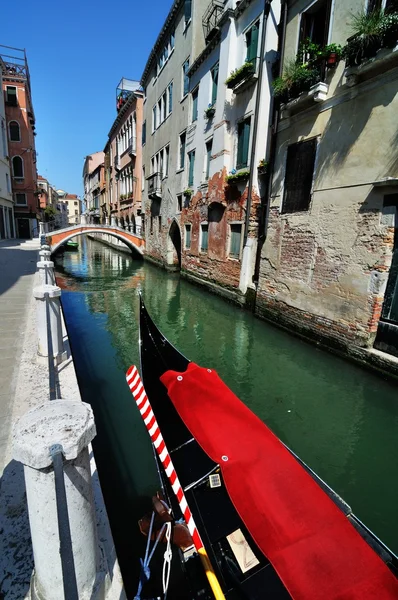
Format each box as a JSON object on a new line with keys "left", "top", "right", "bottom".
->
{"left": 229, "top": 224, "right": 242, "bottom": 258}
{"left": 201, "top": 223, "right": 208, "bottom": 252}
{"left": 185, "top": 224, "right": 191, "bottom": 249}
{"left": 282, "top": 139, "right": 317, "bottom": 214}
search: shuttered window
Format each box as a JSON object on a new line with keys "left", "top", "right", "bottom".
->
{"left": 237, "top": 118, "right": 251, "bottom": 169}
{"left": 192, "top": 88, "right": 198, "bottom": 122}
{"left": 282, "top": 139, "right": 317, "bottom": 214}
{"left": 188, "top": 150, "right": 195, "bottom": 187}
{"left": 182, "top": 59, "right": 190, "bottom": 97}
{"left": 246, "top": 22, "right": 259, "bottom": 69}
{"left": 211, "top": 63, "right": 219, "bottom": 105}
{"left": 179, "top": 132, "right": 186, "bottom": 169}
{"left": 230, "top": 224, "right": 242, "bottom": 258}
{"left": 201, "top": 224, "right": 208, "bottom": 252}
{"left": 185, "top": 224, "right": 191, "bottom": 249}
{"left": 184, "top": 0, "right": 192, "bottom": 23}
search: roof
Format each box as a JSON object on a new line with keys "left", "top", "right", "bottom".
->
{"left": 141, "top": 0, "right": 184, "bottom": 85}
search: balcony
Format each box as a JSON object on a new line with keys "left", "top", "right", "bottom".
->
{"left": 225, "top": 61, "right": 257, "bottom": 94}
{"left": 202, "top": 0, "right": 225, "bottom": 44}
{"left": 147, "top": 172, "right": 162, "bottom": 200}
{"left": 120, "top": 193, "right": 133, "bottom": 204}
{"left": 127, "top": 136, "right": 137, "bottom": 156}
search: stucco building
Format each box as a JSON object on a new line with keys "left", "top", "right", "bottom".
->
{"left": 57, "top": 192, "right": 82, "bottom": 225}
{"left": 256, "top": 0, "right": 398, "bottom": 355}
{"left": 104, "top": 79, "right": 144, "bottom": 231}
{"left": 83, "top": 152, "right": 105, "bottom": 224}
{"left": 0, "top": 59, "right": 14, "bottom": 239}
{"left": 1, "top": 45, "right": 37, "bottom": 239}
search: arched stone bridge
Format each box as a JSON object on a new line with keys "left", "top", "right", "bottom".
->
{"left": 46, "top": 224, "right": 145, "bottom": 256}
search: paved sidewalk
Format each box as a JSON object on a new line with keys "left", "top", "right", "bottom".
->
{"left": 0, "top": 238, "right": 40, "bottom": 475}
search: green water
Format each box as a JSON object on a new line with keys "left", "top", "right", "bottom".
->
{"left": 54, "top": 236, "right": 398, "bottom": 595}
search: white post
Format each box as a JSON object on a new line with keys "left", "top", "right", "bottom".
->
{"left": 37, "top": 260, "right": 56, "bottom": 286}
{"left": 105, "top": 216, "right": 110, "bottom": 225}
{"left": 33, "top": 284, "right": 66, "bottom": 364}
{"left": 12, "top": 400, "right": 106, "bottom": 600}
{"left": 39, "top": 249, "right": 51, "bottom": 262}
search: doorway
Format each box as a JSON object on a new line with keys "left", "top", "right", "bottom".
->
{"left": 17, "top": 218, "right": 31, "bottom": 239}
{"left": 167, "top": 220, "right": 181, "bottom": 269}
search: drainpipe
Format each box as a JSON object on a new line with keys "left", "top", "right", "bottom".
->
{"left": 239, "top": 0, "right": 272, "bottom": 295}
{"left": 253, "top": 0, "right": 288, "bottom": 287}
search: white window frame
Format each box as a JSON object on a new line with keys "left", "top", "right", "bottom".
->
{"left": 200, "top": 221, "right": 209, "bottom": 253}
{"left": 15, "top": 192, "right": 27, "bottom": 206}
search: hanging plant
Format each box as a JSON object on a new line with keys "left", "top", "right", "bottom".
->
{"left": 204, "top": 104, "right": 216, "bottom": 119}
{"left": 226, "top": 169, "right": 250, "bottom": 184}
{"left": 183, "top": 188, "right": 193, "bottom": 197}
{"left": 225, "top": 62, "right": 255, "bottom": 88}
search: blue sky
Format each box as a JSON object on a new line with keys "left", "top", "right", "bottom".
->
{"left": 1, "top": 0, "right": 172, "bottom": 196}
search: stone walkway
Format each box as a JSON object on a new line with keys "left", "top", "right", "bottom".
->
{"left": 0, "top": 238, "right": 40, "bottom": 476}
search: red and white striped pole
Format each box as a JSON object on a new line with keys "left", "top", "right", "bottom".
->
{"left": 126, "top": 365, "right": 225, "bottom": 600}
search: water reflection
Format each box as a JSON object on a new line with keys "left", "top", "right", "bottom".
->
{"left": 55, "top": 236, "right": 398, "bottom": 589}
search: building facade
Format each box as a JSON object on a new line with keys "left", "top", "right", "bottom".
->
{"left": 104, "top": 79, "right": 144, "bottom": 231}
{"left": 0, "top": 61, "right": 14, "bottom": 239}
{"left": 256, "top": 0, "right": 398, "bottom": 353}
{"left": 141, "top": 0, "right": 210, "bottom": 267}
{"left": 57, "top": 192, "right": 82, "bottom": 225}
{"left": 1, "top": 45, "right": 37, "bottom": 239}
{"left": 83, "top": 152, "right": 105, "bottom": 223}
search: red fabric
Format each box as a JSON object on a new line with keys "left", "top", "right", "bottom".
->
{"left": 161, "top": 363, "right": 398, "bottom": 600}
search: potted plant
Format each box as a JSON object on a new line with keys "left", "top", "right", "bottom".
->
{"left": 323, "top": 43, "right": 343, "bottom": 66}
{"left": 344, "top": 9, "right": 385, "bottom": 66}
{"left": 225, "top": 62, "right": 255, "bottom": 88}
{"left": 258, "top": 159, "right": 268, "bottom": 176}
{"left": 183, "top": 188, "right": 193, "bottom": 198}
{"left": 380, "top": 11, "right": 398, "bottom": 48}
{"left": 272, "top": 59, "right": 320, "bottom": 102}
{"left": 204, "top": 104, "right": 216, "bottom": 119}
{"left": 226, "top": 169, "right": 250, "bottom": 185}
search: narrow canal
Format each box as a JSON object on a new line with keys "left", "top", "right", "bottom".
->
{"left": 54, "top": 236, "right": 398, "bottom": 597}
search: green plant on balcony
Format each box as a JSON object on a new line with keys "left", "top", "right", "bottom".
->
{"left": 344, "top": 9, "right": 398, "bottom": 67}
{"left": 204, "top": 104, "right": 216, "bottom": 119}
{"left": 225, "top": 62, "right": 255, "bottom": 88}
{"left": 44, "top": 205, "right": 57, "bottom": 221}
{"left": 226, "top": 169, "right": 250, "bottom": 185}
{"left": 258, "top": 159, "right": 268, "bottom": 175}
{"left": 272, "top": 59, "right": 320, "bottom": 102}
{"left": 183, "top": 188, "right": 193, "bottom": 197}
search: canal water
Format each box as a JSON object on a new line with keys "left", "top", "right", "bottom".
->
{"left": 54, "top": 236, "right": 398, "bottom": 596}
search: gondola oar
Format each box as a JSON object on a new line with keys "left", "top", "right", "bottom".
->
{"left": 126, "top": 365, "right": 226, "bottom": 600}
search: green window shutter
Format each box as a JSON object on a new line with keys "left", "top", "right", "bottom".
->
{"left": 237, "top": 118, "right": 250, "bottom": 169}
{"left": 192, "top": 90, "right": 198, "bottom": 122}
{"left": 246, "top": 22, "right": 259, "bottom": 68}
{"left": 201, "top": 224, "right": 208, "bottom": 251}
{"left": 188, "top": 151, "right": 195, "bottom": 187}
{"left": 168, "top": 82, "right": 173, "bottom": 113}
{"left": 184, "top": 0, "right": 192, "bottom": 22}
{"left": 185, "top": 225, "right": 191, "bottom": 249}
{"left": 180, "top": 133, "right": 186, "bottom": 169}
{"left": 230, "top": 224, "right": 242, "bottom": 258}
{"left": 211, "top": 63, "right": 219, "bottom": 106}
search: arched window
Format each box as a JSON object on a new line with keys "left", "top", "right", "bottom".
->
{"left": 9, "top": 121, "right": 20, "bottom": 142}
{"left": 12, "top": 156, "right": 24, "bottom": 178}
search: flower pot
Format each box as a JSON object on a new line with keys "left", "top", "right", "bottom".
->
{"left": 327, "top": 52, "right": 337, "bottom": 66}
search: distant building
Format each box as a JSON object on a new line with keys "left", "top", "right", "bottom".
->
{"left": 104, "top": 78, "right": 144, "bottom": 231}
{"left": 0, "top": 45, "right": 37, "bottom": 239}
{"left": 57, "top": 191, "right": 82, "bottom": 225}
{"left": 37, "top": 175, "right": 62, "bottom": 230}
{"left": 83, "top": 152, "right": 105, "bottom": 224}
{"left": 0, "top": 57, "right": 14, "bottom": 239}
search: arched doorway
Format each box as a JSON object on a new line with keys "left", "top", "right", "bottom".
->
{"left": 167, "top": 220, "right": 181, "bottom": 270}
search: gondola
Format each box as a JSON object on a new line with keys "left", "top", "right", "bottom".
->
{"left": 126, "top": 297, "right": 398, "bottom": 600}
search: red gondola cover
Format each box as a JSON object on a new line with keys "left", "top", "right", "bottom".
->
{"left": 161, "top": 363, "right": 398, "bottom": 600}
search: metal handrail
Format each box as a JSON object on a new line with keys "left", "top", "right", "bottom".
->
{"left": 50, "top": 444, "right": 79, "bottom": 600}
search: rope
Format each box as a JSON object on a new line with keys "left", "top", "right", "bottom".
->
{"left": 162, "top": 522, "right": 172, "bottom": 599}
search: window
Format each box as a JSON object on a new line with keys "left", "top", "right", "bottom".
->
{"left": 177, "top": 194, "right": 183, "bottom": 212}
{"left": 165, "top": 145, "right": 170, "bottom": 177}
{"left": 298, "top": 0, "right": 332, "bottom": 51}
{"left": 185, "top": 224, "right": 191, "bottom": 249}
{"left": 152, "top": 106, "right": 157, "bottom": 131}
{"left": 142, "top": 120, "right": 146, "bottom": 145}
{"left": 237, "top": 118, "right": 251, "bottom": 169}
{"left": 6, "top": 173, "right": 10, "bottom": 194}
{"left": 1, "top": 121, "right": 6, "bottom": 157}
{"left": 282, "top": 139, "right": 317, "bottom": 214}
{"left": 15, "top": 193, "right": 27, "bottom": 205}
{"left": 182, "top": 59, "right": 190, "bottom": 97}
{"left": 179, "top": 132, "right": 186, "bottom": 169}
{"left": 246, "top": 21, "right": 260, "bottom": 69}
{"left": 188, "top": 150, "right": 195, "bottom": 187}
{"left": 75, "top": 210, "right": 78, "bottom": 215}
{"left": 9, "top": 121, "right": 20, "bottom": 142}
{"left": 12, "top": 156, "right": 24, "bottom": 178}
{"left": 211, "top": 63, "right": 219, "bottom": 106}
{"left": 167, "top": 82, "right": 173, "bottom": 114}
{"left": 170, "top": 30, "right": 175, "bottom": 49}
{"left": 162, "top": 92, "right": 167, "bottom": 121}
{"left": 201, "top": 223, "right": 208, "bottom": 252}
{"left": 74, "top": 201, "right": 78, "bottom": 206}
{"left": 230, "top": 224, "right": 242, "bottom": 258}
{"left": 6, "top": 86, "right": 17, "bottom": 106}
{"left": 192, "top": 88, "right": 198, "bottom": 122}
{"left": 205, "top": 140, "right": 213, "bottom": 180}
{"left": 184, "top": 0, "right": 192, "bottom": 23}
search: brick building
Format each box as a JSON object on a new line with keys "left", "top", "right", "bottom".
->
{"left": 256, "top": 0, "right": 398, "bottom": 354}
